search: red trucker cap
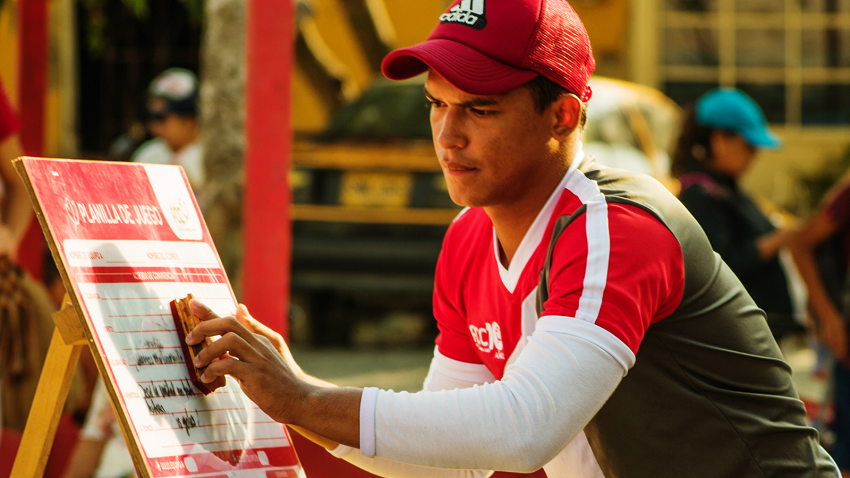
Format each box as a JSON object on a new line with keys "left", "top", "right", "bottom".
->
{"left": 381, "top": 0, "right": 595, "bottom": 101}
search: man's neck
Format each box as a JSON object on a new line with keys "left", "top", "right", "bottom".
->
{"left": 486, "top": 144, "right": 579, "bottom": 267}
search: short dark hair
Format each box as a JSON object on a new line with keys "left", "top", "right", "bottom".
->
{"left": 671, "top": 105, "right": 713, "bottom": 177}
{"left": 522, "top": 75, "right": 587, "bottom": 129}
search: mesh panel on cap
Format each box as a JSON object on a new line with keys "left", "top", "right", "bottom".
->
{"left": 523, "top": 0, "right": 595, "bottom": 101}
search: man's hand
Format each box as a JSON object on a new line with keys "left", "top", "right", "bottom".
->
{"left": 231, "top": 303, "right": 305, "bottom": 381}
{"left": 187, "top": 299, "right": 363, "bottom": 448}
{"left": 186, "top": 299, "right": 309, "bottom": 424}
{"left": 212, "top": 302, "right": 347, "bottom": 449}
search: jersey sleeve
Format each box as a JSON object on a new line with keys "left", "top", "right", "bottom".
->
{"left": 541, "top": 202, "right": 684, "bottom": 356}
{"left": 433, "top": 222, "right": 482, "bottom": 365}
{"left": 0, "top": 81, "right": 21, "bottom": 142}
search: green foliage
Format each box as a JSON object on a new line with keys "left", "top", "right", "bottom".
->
{"left": 800, "top": 144, "right": 850, "bottom": 211}
{"left": 180, "top": 0, "right": 204, "bottom": 24}
{"left": 81, "top": 0, "right": 110, "bottom": 55}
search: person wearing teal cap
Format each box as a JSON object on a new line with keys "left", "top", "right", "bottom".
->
{"left": 673, "top": 88, "right": 803, "bottom": 343}
{"left": 695, "top": 88, "right": 783, "bottom": 150}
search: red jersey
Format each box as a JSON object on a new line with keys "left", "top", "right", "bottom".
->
{"left": 433, "top": 165, "right": 685, "bottom": 379}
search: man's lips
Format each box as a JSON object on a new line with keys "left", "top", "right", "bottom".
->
{"left": 441, "top": 161, "right": 476, "bottom": 173}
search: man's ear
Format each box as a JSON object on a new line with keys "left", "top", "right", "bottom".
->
{"left": 552, "top": 94, "right": 582, "bottom": 139}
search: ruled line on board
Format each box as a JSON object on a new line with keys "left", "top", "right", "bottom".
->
{"left": 110, "top": 329, "right": 177, "bottom": 334}
{"left": 161, "top": 436, "right": 286, "bottom": 448}
{"left": 123, "top": 346, "right": 183, "bottom": 351}
{"left": 77, "top": 272, "right": 222, "bottom": 277}
{"left": 132, "top": 388, "right": 244, "bottom": 398}
{"left": 131, "top": 363, "right": 183, "bottom": 367}
{"left": 98, "top": 297, "right": 232, "bottom": 301}
{"left": 108, "top": 314, "right": 173, "bottom": 318}
{"left": 157, "top": 420, "right": 279, "bottom": 432}
{"left": 148, "top": 406, "right": 261, "bottom": 417}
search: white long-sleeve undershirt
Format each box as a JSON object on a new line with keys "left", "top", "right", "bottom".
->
{"left": 330, "top": 315, "right": 628, "bottom": 476}
{"left": 328, "top": 348, "right": 497, "bottom": 477}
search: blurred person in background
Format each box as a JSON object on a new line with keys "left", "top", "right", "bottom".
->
{"left": 132, "top": 68, "right": 204, "bottom": 192}
{"left": 0, "top": 78, "right": 32, "bottom": 258}
{"left": 0, "top": 77, "right": 31, "bottom": 439}
{"left": 791, "top": 176, "right": 850, "bottom": 476}
{"left": 62, "top": 378, "right": 137, "bottom": 478}
{"left": 0, "top": 72, "right": 21, "bottom": 447}
{"left": 673, "top": 88, "right": 803, "bottom": 343}
{"left": 0, "top": 77, "right": 95, "bottom": 474}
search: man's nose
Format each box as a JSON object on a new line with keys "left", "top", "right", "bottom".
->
{"left": 434, "top": 108, "right": 468, "bottom": 150}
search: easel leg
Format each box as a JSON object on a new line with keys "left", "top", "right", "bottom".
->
{"left": 10, "top": 327, "right": 84, "bottom": 477}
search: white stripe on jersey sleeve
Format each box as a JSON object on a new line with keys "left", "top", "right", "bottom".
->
{"left": 564, "top": 167, "right": 610, "bottom": 324}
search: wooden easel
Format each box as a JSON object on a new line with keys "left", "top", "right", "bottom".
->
{"left": 10, "top": 294, "right": 88, "bottom": 477}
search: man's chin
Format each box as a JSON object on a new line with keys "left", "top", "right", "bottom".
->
{"left": 447, "top": 191, "right": 472, "bottom": 209}
{"left": 448, "top": 196, "right": 484, "bottom": 209}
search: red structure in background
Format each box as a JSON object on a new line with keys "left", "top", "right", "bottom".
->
{"left": 16, "top": 0, "right": 47, "bottom": 281}
{"left": 243, "top": 0, "right": 293, "bottom": 337}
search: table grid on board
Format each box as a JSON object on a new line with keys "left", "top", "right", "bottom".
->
{"left": 78, "top": 280, "right": 291, "bottom": 458}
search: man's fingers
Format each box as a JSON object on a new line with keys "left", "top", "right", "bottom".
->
{"left": 200, "top": 355, "right": 250, "bottom": 383}
{"left": 235, "top": 304, "right": 263, "bottom": 334}
{"left": 189, "top": 298, "right": 221, "bottom": 322}
{"left": 194, "top": 326, "right": 257, "bottom": 367}
{"left": 236, "top": 304, "right": 285, "bottom": 351}
{"left": 187, "top": 314, "right": 251, "bottom": 345}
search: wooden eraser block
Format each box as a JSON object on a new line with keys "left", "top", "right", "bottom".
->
{"left": 170, "top": 294, "right": 226, "bottom": 395}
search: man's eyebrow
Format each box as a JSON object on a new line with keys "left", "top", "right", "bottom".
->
{"left": 423, "top": 87, "right": 500, "bottom": 108}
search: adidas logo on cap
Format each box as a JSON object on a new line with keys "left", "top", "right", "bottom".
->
{"left": 440, "top": 0, "right": 487, "bottom": 30}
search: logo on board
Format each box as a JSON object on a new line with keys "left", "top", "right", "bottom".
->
{"left": 144, "top": 164, "right": 202, "bottom": 241}
{"left": 440, "top": 0, "right": 487, "bottom": 30}
{"left": 170, "top": 199, "right": 191, "bottom": 225}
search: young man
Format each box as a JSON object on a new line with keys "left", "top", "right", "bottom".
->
{"left": 187, "top": 0, "right": 838, "bottom": 476}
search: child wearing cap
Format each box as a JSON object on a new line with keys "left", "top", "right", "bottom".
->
{"left": 673, "top": 88, "right": 803, "bottom": 343}
{"left": 183, "top": 1, "right": 839, "bottom": 476}
{"left": 132, "top": 68, "right": 204, "bottom": 192}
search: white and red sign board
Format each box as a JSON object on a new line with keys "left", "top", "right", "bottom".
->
{"left": 22, "top": 158, "right": 304, "bottom": 478}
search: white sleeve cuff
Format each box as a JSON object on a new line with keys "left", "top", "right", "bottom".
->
{"left": 360, "top": 387, "right": 380, "bottom": 457}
